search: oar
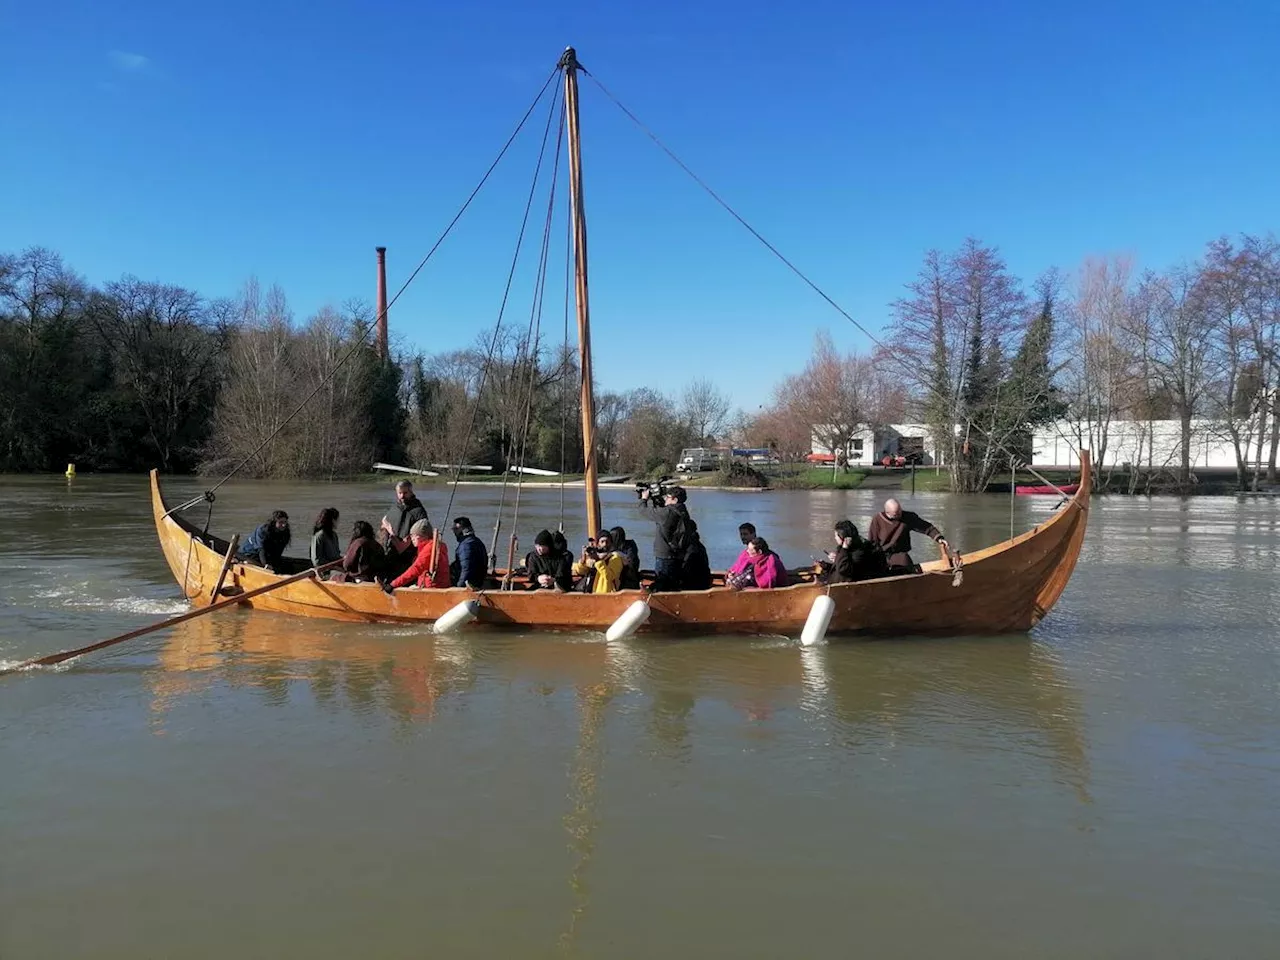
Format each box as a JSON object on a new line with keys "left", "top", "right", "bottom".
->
{"left": 2, "top": 559, "right": 342, "bottom": 675}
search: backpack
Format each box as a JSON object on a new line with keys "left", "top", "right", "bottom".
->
{"left": 666, "top": 512, "right": 691, "bottom": 555}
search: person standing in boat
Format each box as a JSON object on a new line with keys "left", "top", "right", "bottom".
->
{"left": 449, "top": 517, "right": 489, "bottom": 590}
{"left": 867, "top": 498, "right": 949, "bottom": 574}
{"left": 310, "top": 507, "right": 342, "bottom": 572}
{"left": 640, "top": 484, "right": 692, "bottom": 591}
{"left": 236, "top": 510, "right": 291, "bottom": 572}
{"left": 385, "top": 519, "right": 450, "bottom": 591}
{"left": 822, "top": 519, "right": 886, "bottom": 583}
{"left": 380, "top": 480, "right": 429, "bottom": 580}
{"left": 524, "top": 529, "right": 573, "bottom": 591}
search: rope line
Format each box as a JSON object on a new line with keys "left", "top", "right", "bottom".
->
{"left": 581, "top": 67, "right": 1074, "bottom": 499}
{"left": 411, "top": 76, "right": 562, "bottom": 571}
{"left": 511, "top": 94, "right": 567, "bottom": 540}
{"left": 165, "top": 66, "right": 562, "bottom": 516}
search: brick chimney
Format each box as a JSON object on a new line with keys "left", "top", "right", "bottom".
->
{"left": 375, "top": 246, "right": 389, "bottom": 360}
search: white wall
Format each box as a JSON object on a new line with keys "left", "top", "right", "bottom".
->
{"left": 1032, "top": 420, "right": 1259, "bottom": 470}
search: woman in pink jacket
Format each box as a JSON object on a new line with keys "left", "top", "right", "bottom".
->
{"left": 729, "top": 537, "right": 789, "bottom": 590}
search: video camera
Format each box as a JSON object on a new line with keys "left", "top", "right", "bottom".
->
{"left": 634, "top": 475, "right": 674, "bottom": 508}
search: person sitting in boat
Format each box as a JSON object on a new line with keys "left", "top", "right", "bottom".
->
{"left": 310, "top": 507, "right": 342, "bottom": 572}
{"left": 727, "top": 537, "right": 789, "bottom": 590}
{"left": 331, "top": 520, "right": 384, "bottom": 583}
{"left": 385, "top": 519, "right": 450, "bottom": 591}
{"left": 449, "top": 516, "right": 489, "bottom": 590}
{"left": 379, "top": 480, "right": 429, "bottom": 580}
{"left": 609, "top": 525, "right": 641, "bottom": 589}
{"left": 572, "top": 530, "right": 625, "bottom": 593}
{"left": 726, "top": 522, "right": 757, "bottom": 580}
{"left": 524, "top": 529, "right": 573, "bottom": 591}
{"left": 867, "top": 498, "right": 949, "bottom": 575}
{"left": 236, "top": 510, "right": 291, "bottom": 573}
{"left": 640, "top": 484, "right": 692, "bottom": 591}
{"left": 820, "top": 519, "right": 886, "bottom": 583}
{"left": 680, "top": 520, "right": 713, "bottom": 590}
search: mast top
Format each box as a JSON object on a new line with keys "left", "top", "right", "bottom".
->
{"left": 559, "top": 47, "right": 582, "bottom": 72}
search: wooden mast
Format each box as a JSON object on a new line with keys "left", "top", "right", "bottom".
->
{"left": 561, "top": 47, "right": 602, "bottom": 537}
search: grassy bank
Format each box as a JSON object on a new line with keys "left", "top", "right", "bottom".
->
{"left": 770, "top": 467, "right": 869, "bottom": 490}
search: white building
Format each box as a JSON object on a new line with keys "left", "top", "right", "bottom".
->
{"left": 813, "top": 419, "right": 1267, "bottom": 472}
{"left": 812, "top": 423, "right": 947, "bottom": 466}
{"left": 1031, "top": 420, "right": 1263, "bottom": 471}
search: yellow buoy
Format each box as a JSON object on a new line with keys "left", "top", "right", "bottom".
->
{"left": 65, "top": 463, "right": 76, "bottom": 480}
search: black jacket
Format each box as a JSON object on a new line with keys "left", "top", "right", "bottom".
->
{"left": 524, "top": 548, "right": 573, "bottom": 592}
{"left": 681, "top": 534, "right": 712, "bottom": 590}
{"left": 829, "top": 536, "right": 887, "bottom": 583}
{"left": 649, "top": 504, "right": 689, "bottom": 560}
{"left": 616, "top": 539, "right": 641, "bottom": 589}
{"left": 382, "top": 495, "right": 428, "bottom": 548}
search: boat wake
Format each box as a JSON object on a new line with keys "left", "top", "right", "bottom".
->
{"left": 34, "top": 587, "right": 190, "bottom": 617}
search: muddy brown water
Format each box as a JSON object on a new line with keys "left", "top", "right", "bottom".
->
{"left": 2, "top": 475, "right": 1278, "bottom": 958}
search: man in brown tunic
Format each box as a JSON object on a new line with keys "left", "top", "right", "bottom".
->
{"left": 867, "top": 498, "right": 949, "bottom": 574}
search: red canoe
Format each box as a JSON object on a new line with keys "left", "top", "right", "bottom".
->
{"left": 1015, "top": 482, "right": 1079, "bottom": 496}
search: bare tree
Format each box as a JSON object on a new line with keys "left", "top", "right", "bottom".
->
{"left": 1059, "top": 256, "right": 1137, "bottom": 489}
{"left": 680, "top": 378, "right": 731, "bottom": 445}
{"left": 889, "top": 239, "right": 1028, "bottom": 490}
{"left": 774, "top": 332, "right": 877, "bottom": 481}
{"left": 1142, "top": 266, "right": 1214, "bottom": 486}
{"left": 86, "top": 277, "right": 224, "bottom": 472}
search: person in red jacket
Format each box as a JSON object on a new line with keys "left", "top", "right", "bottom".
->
{"left": 386, "top": 520, "right": 451, "bottom": 591}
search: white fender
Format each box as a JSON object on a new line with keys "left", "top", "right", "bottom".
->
{"left": 605, "top": 600, "right": 650, "bottom": 642}
{"left": 800, "top": 594, "right": 836, "bottom": 647}
{"left": 433, "top": 599, "right": 479, "bottom": 635}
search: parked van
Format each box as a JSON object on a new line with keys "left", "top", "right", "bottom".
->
{"left": 675, "top": 448, "right": 723, "bottom": 473}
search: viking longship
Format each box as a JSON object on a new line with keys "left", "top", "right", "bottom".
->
{"left": 150, "top": 48, "right": 1091, "bottom": 639}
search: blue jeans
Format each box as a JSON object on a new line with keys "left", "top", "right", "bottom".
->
{"left": 654, "top": 556, "right": 683, "bottom": 592}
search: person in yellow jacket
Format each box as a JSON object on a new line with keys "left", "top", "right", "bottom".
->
{"left": 572, "top": 529, "right": 625, "bottom": 593}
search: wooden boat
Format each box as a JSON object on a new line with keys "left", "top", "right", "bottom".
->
{"left": 151, "top": 448, "right": 1089, "bottom": 636}
{"left": 150, "top": 48, "right": 1092, "bottom": 639}
{"left": 1016, "top": 482, "right": 1080, "bottom": 496}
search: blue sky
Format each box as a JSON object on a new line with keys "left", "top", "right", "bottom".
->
{"left": 3, "top": 0, "right": 1277, "bottom": 411}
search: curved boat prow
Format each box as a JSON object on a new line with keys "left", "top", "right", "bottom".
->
{"left": 1027, "top": 449, "right": 1091, "bottom": 624}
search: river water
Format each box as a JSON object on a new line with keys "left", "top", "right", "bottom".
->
{"left": 2, "top": 475, "right": 1279, "bottom": 958}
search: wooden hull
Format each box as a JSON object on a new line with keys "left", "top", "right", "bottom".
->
{"left": 150, "top": 452, "right": 1090, "bottom": 637}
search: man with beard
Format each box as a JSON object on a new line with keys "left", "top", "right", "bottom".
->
{"left": 379, "top": 479, "right": 429, "bottom": 580}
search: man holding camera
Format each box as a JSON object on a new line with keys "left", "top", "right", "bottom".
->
{"left": 572, "top": 529, "right": 625, "bottom": 593}
{"left": 640, "top": 483, "right": 692, "bottom": 591}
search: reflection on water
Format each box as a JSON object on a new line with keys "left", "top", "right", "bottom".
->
{"left": 4, "top": 476, "right": 1280, "bottom": 957}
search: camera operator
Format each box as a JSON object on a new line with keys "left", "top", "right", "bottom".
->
{"left": 640, "top": 483, "right": 692, "bottom": 591}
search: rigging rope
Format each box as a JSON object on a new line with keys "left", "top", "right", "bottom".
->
{"left": 580, "top": 67, "right": 1075, "bottom": 501}
{"left": 418, "top": 77, "right": 563, "bottom": 573}
{"left": 164, "top": 66, "right": 562, "bottom": 517}
{"left": 559, "top": 161, "right": 573, "bottom": 531}
{"left": 510, "top": 93, "right": 567, "bottom": 544}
